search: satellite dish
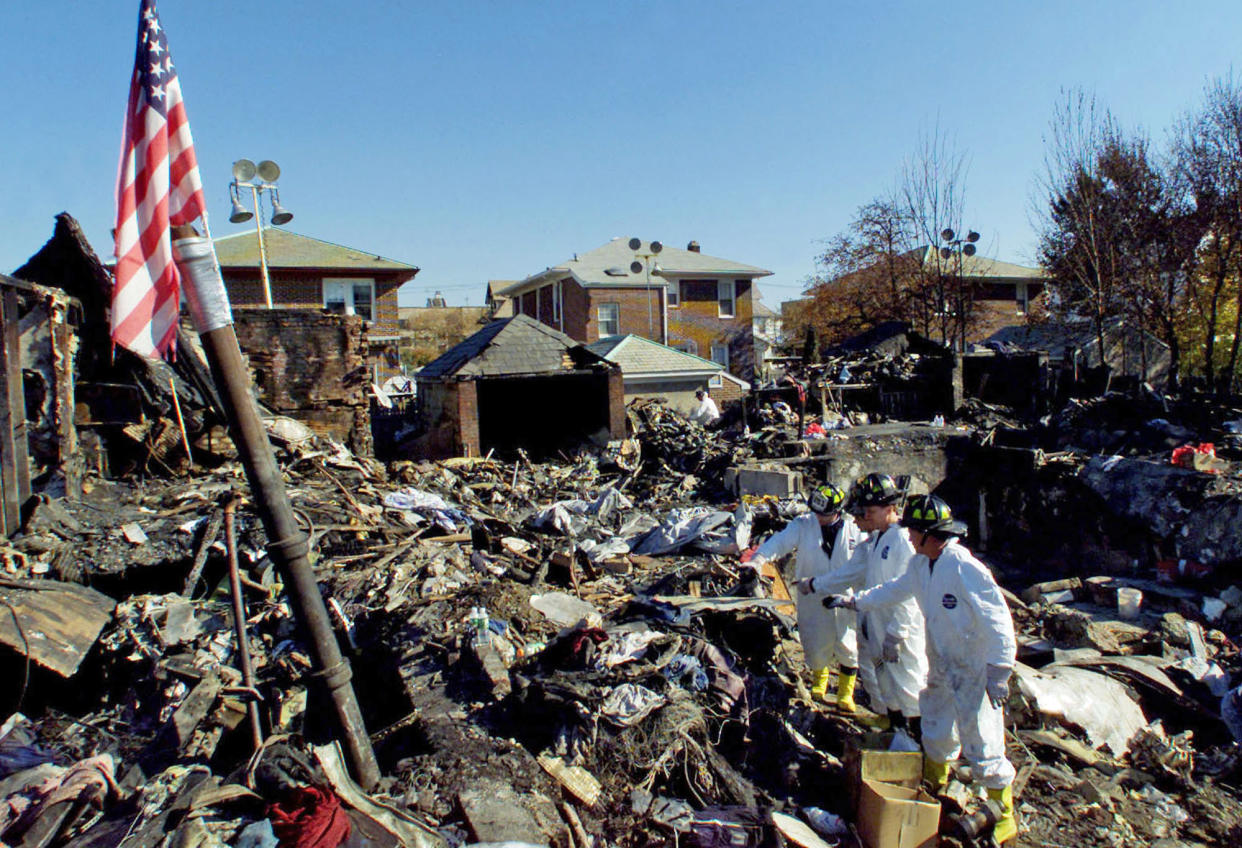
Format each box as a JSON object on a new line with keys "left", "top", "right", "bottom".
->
{"left": 939, "top": 247, "right": 952, "bottom": 260}
{"left": 628, "top": 237, "right": 642, "bottom": 251}
{"left": 940, "top": 228, "right": 955, "bottom": 242}
{"left": 630, "top": 260, "right": 643, "bottom": 274}
{"left": 963, "top": 243, "right": 977, "bottom": 256}
{"left": 966, "top": 231, "right": 981, "bottom": 243}
{"left": 257, "top": 160, "right": 281, "bottom": 182}
{"left": 232, "top": 159, "right": 257, "bottom": 181}
{"left": 651, "top": 241, "right": 663, "bottom": 253}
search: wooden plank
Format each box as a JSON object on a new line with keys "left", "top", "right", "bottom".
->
{"left": 0, "top": 578, "right": 117, "bottom": 677}
{"left": 0, "top": 288, "right": 20, "bottom": 535}
{"left": 760, "top": 561, "right": 797, "bottom": 616}
{"left": 5, "top": 289, "right": 30, "bottom": 509}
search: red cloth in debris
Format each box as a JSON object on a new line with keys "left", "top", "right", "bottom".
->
{"left": 267, "top": 786, "right": 351, "bottom": 848}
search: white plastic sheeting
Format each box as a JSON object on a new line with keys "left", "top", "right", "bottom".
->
{"left": 1014, "top": 663, "right": 1146, "bottom": 756}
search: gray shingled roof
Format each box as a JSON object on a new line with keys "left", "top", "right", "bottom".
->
{"left": 502, "top": 238, "right": 772, "bottom": 297}
{"left": 911, "top": 246, "right": 1047, "bottom": 280}
{"left": 585, "top": 334, "right": 723, "bottom": 377}
{"left": 984, "top": 317, "right": 1167, "bottom": 354}
{"left": 213, "top": 228, "right": 419, "bottom": 274}
{"left": 418, "top": 314, "right": 606, "bottom": 378}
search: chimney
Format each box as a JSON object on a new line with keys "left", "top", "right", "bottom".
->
{"left": 687, "top": 240, "right": 701, "bottom": 253}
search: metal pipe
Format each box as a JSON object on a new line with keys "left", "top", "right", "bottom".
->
{"left": 198, "top": 322, "right": 380, "bottom": 789}
{"left": 224, "top": 493, "right": 264, "bottom": 751}
{"left": 251, "top": 184, "right": 274, "bottom": 309}
{"left": 172, "top": 226, "right": 380, "bottom": 789}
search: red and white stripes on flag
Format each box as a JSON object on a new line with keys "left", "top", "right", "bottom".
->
{"left": 113, "top": 0, "right": 206, "bottom": 359}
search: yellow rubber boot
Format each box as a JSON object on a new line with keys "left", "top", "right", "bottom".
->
{"left": 835, "top": 670, "right": 858, "bottom": 712}
{"left": 923, "top": 758, "right": 950, "bottom": 792}
{"left": 810, "top": 668, "right": 831, "bottom": 700}
{"left": 986, "top": 785, "right": 1017, "bottom": 844}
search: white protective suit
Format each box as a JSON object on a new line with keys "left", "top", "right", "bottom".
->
{"left": 752, "top": 515, "right": 863, "bottom": 670}
{"left": 854, "top": 538, "right": 1017, "bottom": 788}
{"left": 690, "top": 396, "right": 720, "bottom": 425}
{"left": 815, "top": 523, "right": 928, "bottom": 717}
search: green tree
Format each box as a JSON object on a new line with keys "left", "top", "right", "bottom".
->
{"left": 1176, "top": 74, "right": 1242, "bottom": 391}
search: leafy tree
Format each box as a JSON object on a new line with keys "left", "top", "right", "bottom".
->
{"left": 1175, "top": 74, "right": 1242, "bottom": 391}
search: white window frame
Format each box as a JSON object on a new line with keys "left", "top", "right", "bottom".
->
{"left": 710, "top": 342, "right": 729, "bottom": 367}
{"left": 667, "top": 280, "right": 681, "bottom": 308}
{"left": 553, "top": 281, "right": 562, "bottom": 325}
{"left": 323, "top": 277, "right": 377, "bottom": 322}
{"left": 1015, "top": 282, "right": 1029, "bottom": 314}
{"left": 717, "top": 280, "right": 735, "bottom": 318}
{"left": 598, "top": 302, "right": 620, "bottom": 337}
{"left": 674, "top": 339, "right": 698, "bottom": 356}
{"left": 708, "top": 374, "right": 723, "bottom": 388}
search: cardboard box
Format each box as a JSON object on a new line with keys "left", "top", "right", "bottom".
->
{"left": 848, "top": 749, "right": 940, "bottom": 848}
{"left": 856, "top": 779, "right": 941, "bottom": 848}
{"left": 846, "top": 747, "right": 923, "bottom": 806}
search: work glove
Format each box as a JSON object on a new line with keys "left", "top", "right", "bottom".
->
{"left": 796, "top": 577, "right": 816, "bottom": 596}
{"left": 822, "top": 593, "right": 855, "bottom": 610}
{"left": 882, "top": 632, "right": 901, "bottom": 664}
{"left": 985, "top": 665, "right": 1012, "bottom": 709}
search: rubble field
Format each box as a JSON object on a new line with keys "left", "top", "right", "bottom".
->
{"left": 1, "top": 374, "right": 1242, "bottom": 848}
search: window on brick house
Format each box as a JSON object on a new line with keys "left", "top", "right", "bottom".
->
{"left": 674, "top": 339, "right": 698, "bottom": 356}
{"left": 667, "top": 281, "right": 680, "bottom": 307}
{"left": 718, "top": 280, "right": 735, "bottom": 318}
{"left": 1015, "top": 282, "right": 1030, "bottom": 314}
{"left": 598, "top": 302, "right": 620, "bottom": 337}
{"left": 711, "top": 342, "right": 729, "bottom": 367}
{"left": 323, "top": 278, "right": 375, "bottom": 322}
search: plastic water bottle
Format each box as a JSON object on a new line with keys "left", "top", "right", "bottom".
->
{"left": 476, "top": 605, "right": 491, "bottom": 646}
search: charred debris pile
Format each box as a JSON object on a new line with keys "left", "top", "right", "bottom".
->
{"left": 0, "top": 391, "right": 1240, "bottom": 847}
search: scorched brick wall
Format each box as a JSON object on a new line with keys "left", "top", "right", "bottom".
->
{"left": 232, "top": 309, "right": 373, "bottom": 455}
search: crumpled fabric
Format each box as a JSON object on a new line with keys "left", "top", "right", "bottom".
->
{"left": 0, "top": 754, "right": 118, "bottom": 843}
{"left": 541, "top": 628, "right": 609, "bottom": 669}
{"left": 382, "top": 488, "right": 470, "bottom": 532}
{"left": 1223, "top": 683, "right": 1242, "bottom": 744}
{"left": 663, "top": 654, "right": 709, "bottom": 691}
{"left": 595, "top": 630, "right": 662, "bottom": 670}
{"left": 0, "top": 715, "right": 54, "bottom": 780}
{"left": 267, "top": 786, "right": 351, "bottom": 848}
{"left": 235, "top": 819, "right": 279, "bottom": 848}
{"left": 630, "top": 508, "right": 734, "bottom": 556}
{"left": 688, "top": 806, "right": 768, "bottom": 848}
{"left": 684, "top": 638, "right": 746, "bottom": 713}
{"left": 599, "top": 684, "right": 666, "bottom": 727}
{"left": 531, "top": 487, "right": 635, "bottom": 539}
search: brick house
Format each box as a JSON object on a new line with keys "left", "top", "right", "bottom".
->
{"left": 781, "top": 248, "right": 1049, "bottom": 349}
{"left": 213, "top": 228, "right": 419, "bottom": 379}
{"left": 412, "top": 315, "right": 625, "bottom": 459}
{"left": 497, "top": 238, "right": 772, "bottom": 380}
{"left": 937, "top": 249, "right": 1050, "bottom": 342}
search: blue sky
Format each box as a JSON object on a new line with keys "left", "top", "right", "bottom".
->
{"left": 2, "top": 2, "right": 1238, "bottom": 306}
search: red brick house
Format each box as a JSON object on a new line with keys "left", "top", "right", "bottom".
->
{"left": 497, "top": 238, "right": 772, "bottom": 380}
{"left": 213, "top": 228, "right": 419, "bottom": 378}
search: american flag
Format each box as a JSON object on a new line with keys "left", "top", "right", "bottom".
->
{"left": 113, "top": 0, "right": 206, "bottom": 358}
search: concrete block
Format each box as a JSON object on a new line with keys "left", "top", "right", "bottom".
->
{"left": 728, "top": 466, "right": 804, "bottom": 498}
